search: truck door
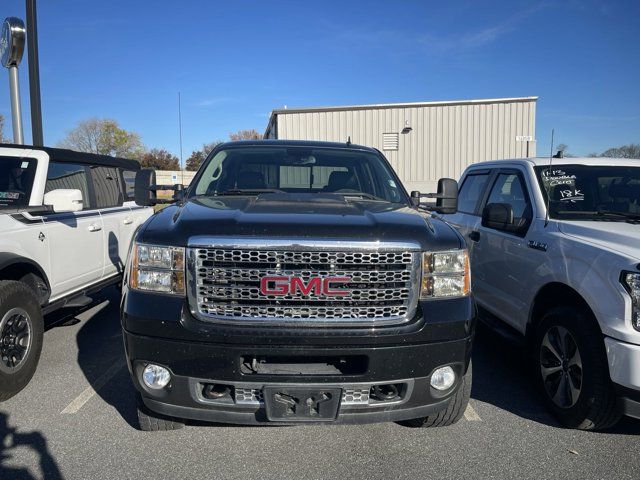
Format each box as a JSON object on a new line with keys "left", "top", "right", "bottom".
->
{"left": 441, "top": 169, "right": 493, "bottom": 292}
{"left": 43, "top": 162, "right": 104, "bottom": 300}
{"left": 472, "top": 169, "right": 536, "bottom": 332}
{"left": 89, "top": 166, "right": 131, "bottom": 279}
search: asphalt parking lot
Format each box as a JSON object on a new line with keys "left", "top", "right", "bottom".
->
{"left": 1, "top": 287, "right": 639, "bottom": 480}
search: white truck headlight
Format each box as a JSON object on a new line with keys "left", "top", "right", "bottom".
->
{"left": 421, "top": 250, "right": 470, "bottom": 299}
{"left": 623, "top": 272, "right": 640, "bottom": 331}
{"left": 129, "top": 243, "right": 185, "bottom": 295}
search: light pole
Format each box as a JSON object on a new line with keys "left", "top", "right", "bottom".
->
{"left": 26, "top": 0, "right": 43, "bottom": 146}
{"left": 1, "top": 17, "right": 27, "bottom": 144}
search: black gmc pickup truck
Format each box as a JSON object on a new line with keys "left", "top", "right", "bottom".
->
{"left": 122, "top": 140, "right": 475, "bottom": 431}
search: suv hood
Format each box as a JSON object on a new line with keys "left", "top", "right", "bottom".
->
{"left": 140, "top": 193, "right": 462, "bottom": 251}
{"left": 558, "top": 220, "right": 640, "bottom": 260}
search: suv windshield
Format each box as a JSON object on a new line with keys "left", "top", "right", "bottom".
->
{"left": 535, "top": 164, "right": 640, "bottom": 221}
{"left": 190, "top": 146, "right": 407, "bottom": 203}
{"left": 0, "top": 157, "right": 37, "bottom": 209}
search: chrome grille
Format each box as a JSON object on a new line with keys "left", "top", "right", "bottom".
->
{"left": 187, "top": 240, "right": 420, "bottom": 326}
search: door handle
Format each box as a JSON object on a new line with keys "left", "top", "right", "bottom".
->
{"left": 469, "top": 231, "right": 480, "bottom": 242}
{"left": 88, "top": 224, "right": 102, "bottom": 232}
{"left": 123, "top": 217, "right": 133, "bottom": 225}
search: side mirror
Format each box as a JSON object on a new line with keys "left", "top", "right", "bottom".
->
{"left": 482, "top": 203, "right": 514, "bottom": 230}
{"left": 134, "top": 169, "right": 157, "bottom": 207}
{"left": 411, "top": 178, "right": 458, "bottom": 214}
{"left": 43, "top": 189, "right": 83, "bottom": 213}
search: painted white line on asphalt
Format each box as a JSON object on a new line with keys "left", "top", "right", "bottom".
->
{"left": 61, "top": 362, "right": 124, "bottom": 414}
{"left": 464, "top": 403, "right": 482, "bottom": 421}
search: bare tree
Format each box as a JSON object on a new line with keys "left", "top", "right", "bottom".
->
{"left": 600, "top": 144, "right": 640, "bottom": 159}
{"left": 58, "top": 118, "right": 145, "bottom": 158}
{"left": 0, "top": 114, "right": 6, "bottom": 143}
{"left": 140, "top": 148, "right": 180, "bottom": 170}
{"left": 229, "top": 129, "right": 262, "bottom": 141}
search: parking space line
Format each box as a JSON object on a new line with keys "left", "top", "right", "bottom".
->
{"left": 464, "top": 403, "right": 482, "bottom": 421}
{"left": 61, "top": 362, "right": 124, "bottom": 414}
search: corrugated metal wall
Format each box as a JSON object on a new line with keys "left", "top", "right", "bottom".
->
{"left": 268, "top": 98, "right": 537, "bottom": 192}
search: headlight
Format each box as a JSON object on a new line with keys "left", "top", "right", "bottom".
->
{"left": 623, "top": 272, "right": 640, "bottom": 331}
{"left": 129, "top": 243, "right": 185, "bottom": 295}
{"left": 421, "top": 250, "right": 470, "bottom": 299}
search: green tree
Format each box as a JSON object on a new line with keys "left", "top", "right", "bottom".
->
{"left": 140, "top": 148, "right": 180, "bottom": 170}
{"left": 229, "top": 129, "right": 262, "bottom": 141}
{"left": 185, "top": 141, "right": 222, "bottom": 171}
{"left": 58, "top": 118, "right": 145, "bottom": 158}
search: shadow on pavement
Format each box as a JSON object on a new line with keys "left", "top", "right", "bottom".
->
{"left": 0, "top": 411, "right": 64, "bottom": 480}
{"left": 471, "top": 322, "right": 640, "bottom": 435}
{"left": 74, "top": 287, "right": 139, "bottom": 429}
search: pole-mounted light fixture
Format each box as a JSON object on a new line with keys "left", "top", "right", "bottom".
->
{"left": 1, "top": 17, "right": 26, "bottom": 143}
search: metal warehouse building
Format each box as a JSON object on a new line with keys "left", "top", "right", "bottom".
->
{"left": 264, "top": 96, "right": 537, "bottom": 192}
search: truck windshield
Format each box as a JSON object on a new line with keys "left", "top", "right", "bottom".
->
{"left": 191, "top": 146, "right": 407, "bottom": 203}
{"left": 0, "top": 157, "right": 37, "bottom": 209}
{"left": 535, "top": 164, "right": 640, "bottom": 221}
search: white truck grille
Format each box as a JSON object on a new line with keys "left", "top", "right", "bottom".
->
{"left": 187, "top": 240, "right": 421, "bottom": 326}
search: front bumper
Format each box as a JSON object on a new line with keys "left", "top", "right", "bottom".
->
{"left": 124, "top": 331, "right": 472, "bottom": 425}
{"left": 605, "top": 336, "right": 640, "bottom": 391}
{"left": 605, "top": 336, "right": 640, "bottom": 420}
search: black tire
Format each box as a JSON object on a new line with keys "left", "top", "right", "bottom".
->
{"left": 534, "top": 306, "right": 621, "bottom": 430}
{"left": 136, "top": 393, "right": 184, "bottom": 431}
{"left": 398, "top": 361, "right": 472, "bottom": 428}
{"left": 0, "top": 280, "right": 44, "bottom": 402}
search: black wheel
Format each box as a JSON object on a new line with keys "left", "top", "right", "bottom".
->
{"left": 535, "top": 306, "right": 621, "bottom": 430}
{"left": 136, "top": 393, "right": 184, "bottom": 431}
{"left": 398, "top": 361, "right": 472, "bottom": 428}
{"left": 0, "top": 280, "right": 44, "bottom": 402}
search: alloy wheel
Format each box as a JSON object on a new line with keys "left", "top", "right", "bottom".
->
{"left": 0, "top": 307, "right": 33, "bottom": 373}
{"left": 540, "top": 325, "right": 583, "bottom": 409}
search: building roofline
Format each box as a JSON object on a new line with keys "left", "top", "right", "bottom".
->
{"left": 269, "top": 96, "right": 538, "bottom": 116}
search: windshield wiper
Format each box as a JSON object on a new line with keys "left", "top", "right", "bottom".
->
{"left": 558, "top": 210, "right": 640, "bottom": 223}
{"left": 597, "top": 210, "right": 640, "bottom": 220}
{"left": 215, "top": 188, "right": 285, "bottom": 196}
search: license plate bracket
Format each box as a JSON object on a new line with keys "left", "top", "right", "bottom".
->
{"left": 263, "top": 386, "right": 342, "bottom": 422}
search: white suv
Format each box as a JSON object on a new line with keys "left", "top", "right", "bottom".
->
{"left": 443, "top": 157, "right": 640, "bottom": 430}
{"left": 0, "top": 145, "right": 153, "bottom": 400}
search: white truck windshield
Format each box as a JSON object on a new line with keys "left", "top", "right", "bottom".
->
{"left": 535, "top": 164, "right": 640, "bottom": 221}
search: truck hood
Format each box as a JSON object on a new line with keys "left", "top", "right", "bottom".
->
{"left": 558, "top": 220, "right": 640, "bottom": 260}
{"left": 140, "top": 193, "right": 462, "bottom": 251}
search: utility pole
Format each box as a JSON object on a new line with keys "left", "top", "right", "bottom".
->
{"left": 26, "top": 0, "right": 44, "bottom": 146}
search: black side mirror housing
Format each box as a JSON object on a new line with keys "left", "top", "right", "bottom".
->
{"left": 412, "top": 178, "right": 458, "bottom": 214}
{"left": 482, "top": 203, "right": 515, "bottom": 230}
{"left": 134, "top": 168, "right": 157, "bottom": 207}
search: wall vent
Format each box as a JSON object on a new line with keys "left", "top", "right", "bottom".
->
{"left": 382, "top": 133, "right": 399, "bottom": 151}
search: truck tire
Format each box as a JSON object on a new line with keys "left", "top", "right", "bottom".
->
{"left": 398, "top": 361, "right": 472, "bottom": 428}
{"left": 535, "top": 306, "right": 621, "bottom": 430}
{"left": 0, "top": 280, "right": 44, "bottom": 402}
{"left": 136, "top": 393, "right": 185, "bottom": 431}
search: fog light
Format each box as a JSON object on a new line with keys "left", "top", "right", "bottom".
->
{"left": 430, "top": 366, "right": 456, "bottom": 391}
{"left": 142, "top": 364, "right": 171, "bottom": 389}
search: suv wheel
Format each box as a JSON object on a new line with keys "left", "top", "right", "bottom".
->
{"left": 136, "top": 393, "right": 185, "bottom": 431}
{"left": 535, "top": 306, "right": 621, "bottom": 430}
{"left": 0, "top": 280, "right": 44, "bottom": 402}
{"left": 398, "top": 361, "right": 472, "bottom": 428}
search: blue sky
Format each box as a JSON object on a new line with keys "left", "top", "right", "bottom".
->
{"left": 1, "top": 0, "right": 639, "bottom": 159}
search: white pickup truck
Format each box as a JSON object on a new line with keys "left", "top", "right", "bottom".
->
{"left": 0, "top": 145, "right": 153, "bottom": 400}
{"left": 443, "top": 157, "right": 640, "bottom": 430}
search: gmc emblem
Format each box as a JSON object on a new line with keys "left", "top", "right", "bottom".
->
{"left": 260, "top": 276, "right": 351, "bottom": 297}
